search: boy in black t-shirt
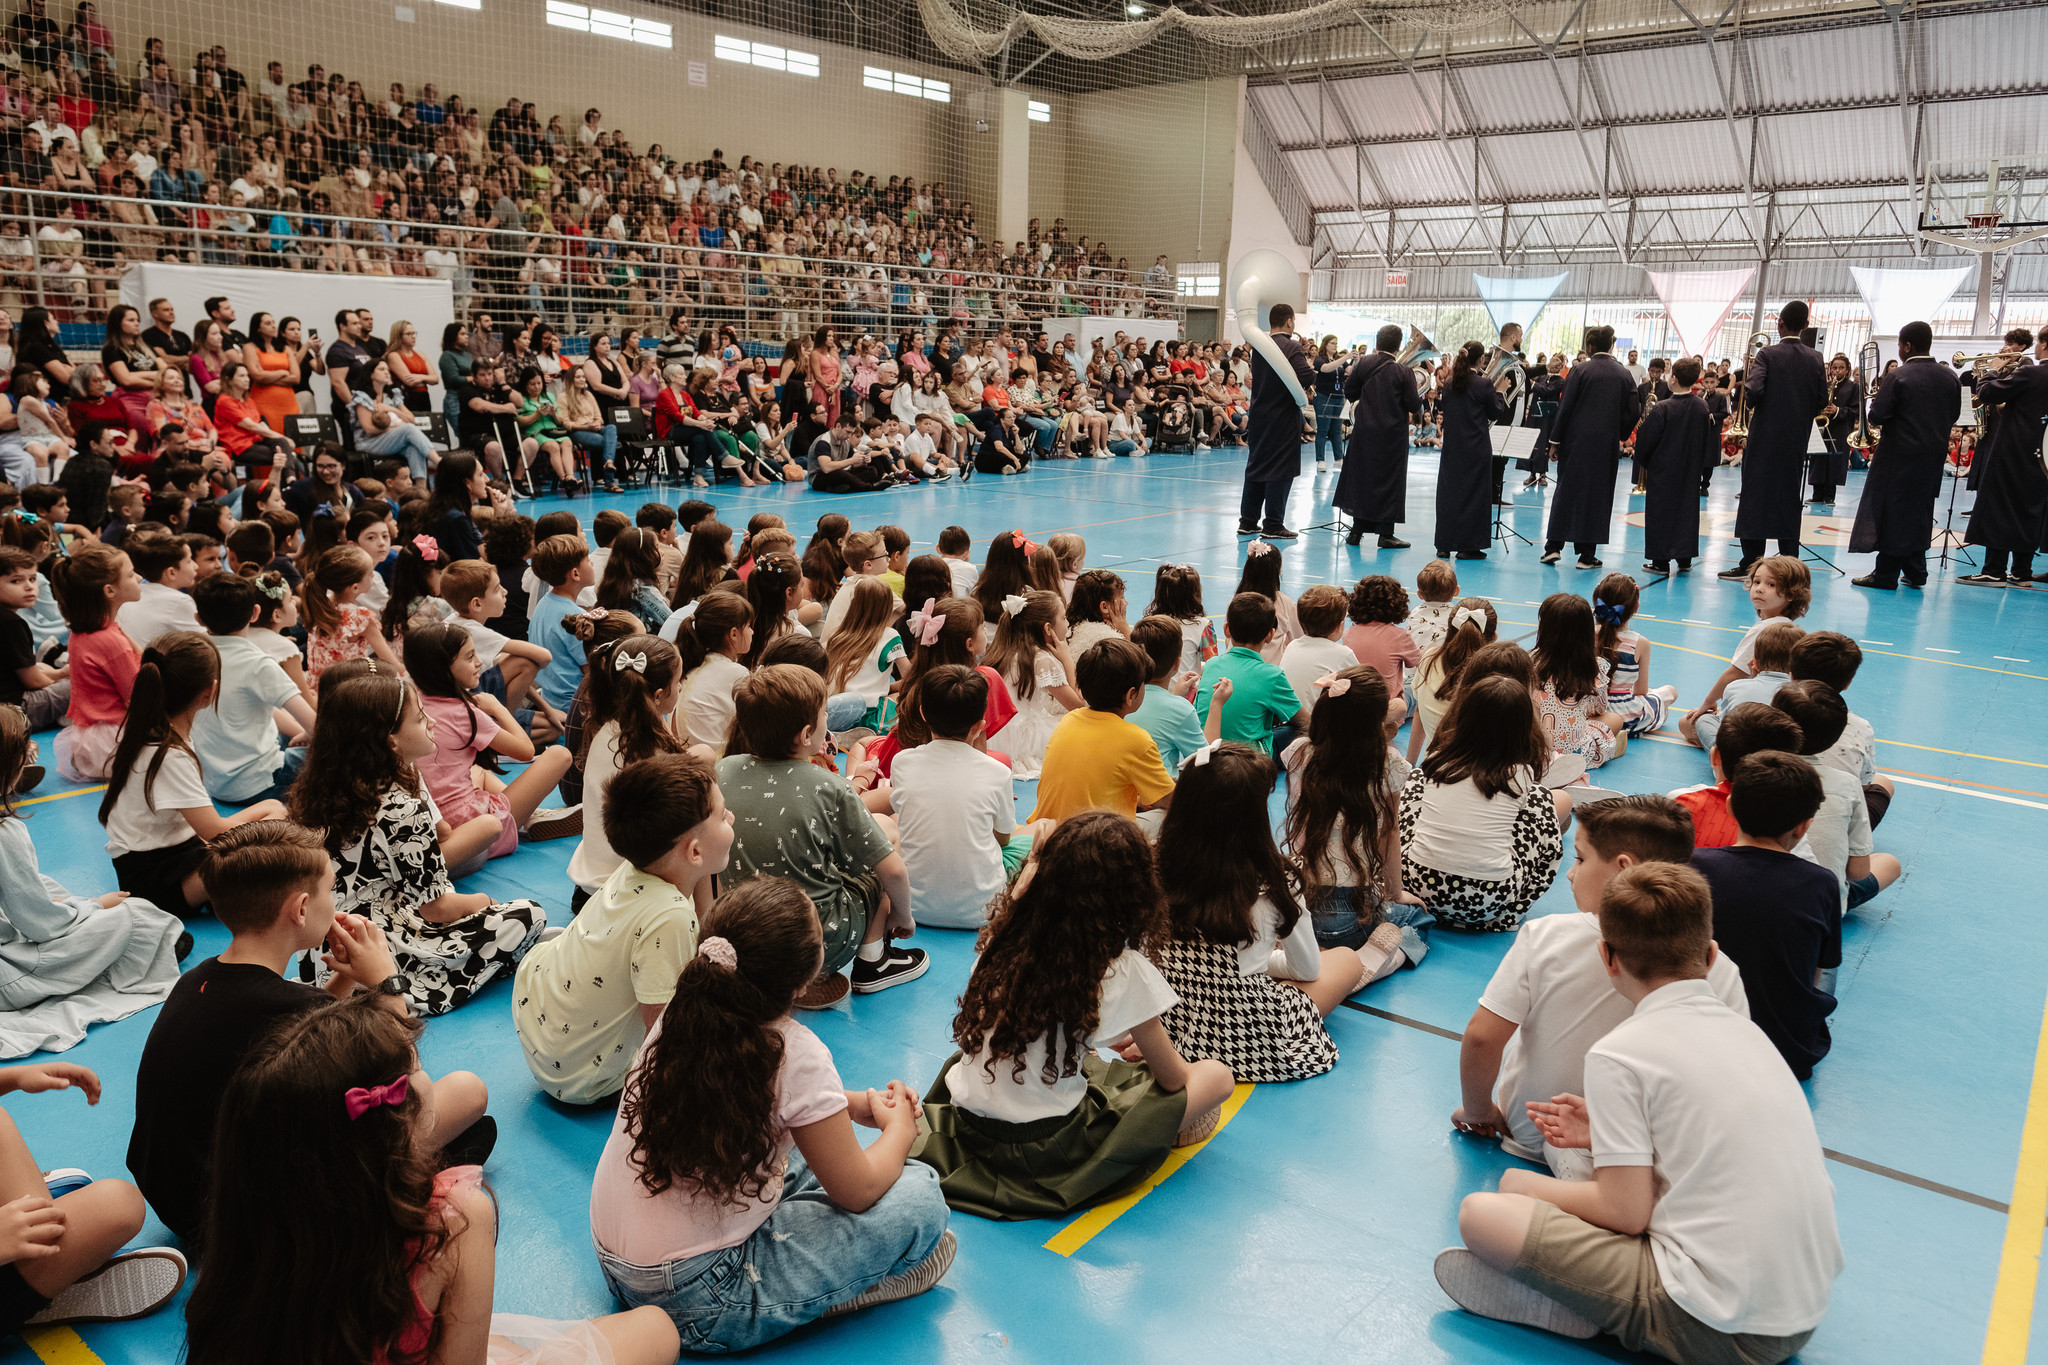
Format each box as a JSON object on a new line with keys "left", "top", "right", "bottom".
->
{"left": 127, "top": 821, "right": 494, "bottom": 1245}
{"left": 1690, "top": 752, "right": 1841, "bottom": 1080}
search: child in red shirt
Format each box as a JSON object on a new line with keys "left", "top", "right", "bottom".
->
{"left": 49, "top": 543, "right": 143, "bottom": 781}
{"left": 1669, "top": 702, "right": 1806, "bottom": 849}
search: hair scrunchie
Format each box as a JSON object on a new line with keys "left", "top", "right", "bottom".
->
{"left": 697, "top": 936, "right": 737, "bottom": 971}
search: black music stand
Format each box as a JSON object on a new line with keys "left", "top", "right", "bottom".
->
{"left": 1491, "top": 454, "right": 1531, "bottom": 551}
{"left": 1933, "top": 461, "right": 1978, "bottom": 571}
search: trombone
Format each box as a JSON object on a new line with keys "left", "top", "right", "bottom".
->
{"left": 1724, "top": 331, "right": 1774, "bottom": 439}
{"left": 1848, "top": 340, "right": 1877, "bottom": 452}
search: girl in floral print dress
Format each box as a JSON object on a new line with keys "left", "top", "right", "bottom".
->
{"left": 287, "top": 665, "right": 546, "bottom": 1016}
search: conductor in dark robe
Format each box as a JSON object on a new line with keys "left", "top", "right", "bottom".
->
{"left": 1811, "top": 353, "right": 1860, "bottom": 505}
{"left": 1517, "top": 358, "right": 1565, "bottom": 485}
{"left": 1961, "top": 334, "right": 2048, "bottom": 584}
{"left": 1335, "top": 323, "right": 1420, "bottom": 549}
{"left": 1239, "top": 302, "right": 1315, "bottom": 539}
{"left": 1721, "top": 300, "right": 1827, "bottom": 578}
{"left": 1851, "top": 321, "right": 1964, "bottom": 591}
{"left": 1635, "top": 357, "right": 1715, "bottom": 575}
{"left": 1541, "top": 324, "right": 1640, "bottom": 570}
{"left": 1433, "top": 341, "right": 1507, "bottom": 559}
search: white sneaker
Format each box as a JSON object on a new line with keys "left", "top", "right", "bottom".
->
{"left": 691, "top": 474, "right": 709, "bottom": 488}
{"left": 1315, "top": 460, "right": 1328, "bottom": 472}
{"left": 1432, "top": 1248, "right": 1599, "bottom": 1339}
{"left": 26, "top": 1248, "right": 188, "bottom": 1327}
{"left": 522, "top": 804, "right": 583, "bottom": 841}
{"left": 1131, "top": 448, "right": 1148, "bottom": 458}
{"left": 1194, "top": 442, "right": 1211, "bottom": 453}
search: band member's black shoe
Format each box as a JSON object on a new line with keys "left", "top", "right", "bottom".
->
{"left": 1957, "top": 573, "right": 2005, "bottom": 586}
{"left": 1851, "top": 574, "right": 1897, "bottom": 590}
{"left": 1575, "top": 557, "right": 1602, "bottom": 569}
{"left": 1643, "top": 561, "right": 1667, "bottom": 574}
{"left": 1539, "top": 550, "right": 1562, "bottom": 565}
{"left": 1457, "top": 551, "right": 1487, "bottom": 560}
{"left": 1903, "top": 577, "right": 1926, "bottom": 590}
{"left": 1345, "top": 531, "right": 1363, "bottom": 546}
{"left": 1677, "top": 560, "right": 1693, "bottom": 573}
{"left": 1716, "top": 565, "right": 1751, "bottom": 581}
{"left": 1378, "top": 536, "right": 1411, "bottom": 549}
{"left": 1262, "top": 524, "right": 1299, "bottom": 540}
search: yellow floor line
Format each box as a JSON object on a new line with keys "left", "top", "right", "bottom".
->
{"left": 1981, "top": 986, "right": 2048, "bottom": 1364}
{"left": 21, "top": 1326, "right": 104, "bottom": 1364}
{"left": 1875, "top": 740, "right": 2048, "bottom": 772}
{"left": 17, "top": 785, "right": 106, "bottom": 807}
{"left": 1044, "top": 1083, "right": 1256, "bottom": 1257}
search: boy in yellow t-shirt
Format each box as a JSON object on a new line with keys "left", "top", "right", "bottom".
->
{"left": 1031, "top": 637, "right": 1176, "bottom": 824}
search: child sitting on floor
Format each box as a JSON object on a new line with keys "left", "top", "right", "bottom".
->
{"left": 1436, "top": 861, "right": 1842, "bottom": 1364}
{"left": 590, "top": 877, "right": 951, "bottom": 1350}
{"left": 673, "top": 590, "right": 754, "bottom": 757}
{"left": 188, "top": 573, "right": 315, "bottom": 804}
{"left": 1403, "top": 559, "right": 1460, "bottom": 662}
{"left": 439, "top": 557, "right": 561, "bottom": 739}
{"left": 718, "top": 664, "right": 920, "bottom": 1007}
{"left": 287, "top": 669, "right": 546, "bottom": 1016}
{"left": 1235, "top": 539, "right": 1299, "bottom": 663}
{"left": 0, "top": 544, "right": 68, "bottom": 733}
{"left": 1280, "top": 585, "right": 1361, "bottom": 717}
{"left": 1196, "top": 592, "right": 1301, "bottom": 755}
{"left": 1065, "top": 568, "right": 1127, "bottom": 655}
{"left": 1533, "top": 593, "right": 1625, "bottom": 768}
{"left": 1693, "top": 752, "right": 1842, "bottom": 1079}
{"left": 1670, "top": 701, "right": 1807, "bottom": 849}
{"left": 1693, "top": 617, "right": 1802, "bottom": 754}
{"left": 1147, "top": 562, "right": 1217, "bottom": 677}
{"left": 114, "top": 532, "right": 201, "bottom": 649}
{"left": 1030, "top": 639, "right": 1175, "bottom": 827}
{"left": 866, "top": 595, "right": 1014, "bottom": 779}
{"left": 1154, "top": 742, "right": 1365, "bottom": 1082}
{"left": 596, "top": 525, "right": 671, "bottom": 633}
{"left": 99, "top": 633, "right": 288, "bottom": 915}
{"left": 1048, "top": 531, "right": 1085, "bottom": 602}
{"left": 302, "top": 544, "right": 401, "bottom": 682}
{"left": 1453, "top": 795, "right": 1747, "bottom": 1179}
{"left": 912, "top": 811, "right": 1237, "bottom": 1218}
{"left": 1789, "top": 630, "right": 1892, "bottom": 827}
{"left": 1593, "top": 574, "right": 1679, "bottom": 735}
{"left": 1772, "top": 680, "right": 1901, "bottom": 918}
{"left": 530, "top": 533, "right": 596, "bottom": 714}
{"left": 1343, "top": 574, "right": 1421, "bottom": 704}
{"left": 824, "top": 576, "right": 906, "bottom": 733}
{"left": 50, "top": 543, "right": 142, "bottom": 780}
{"left": 515, "top": 752, "right": 727, "bottom": 1104}
{"left": 127, "top": 820, "right": 494, "bottom": 1245}
{"left": 1408, "top": 597, "right": 1497, "bottom": 764}
{"left": 568, "top": 635, "right": 689, "bottom": 909}
{"left": 981, "top": 588, "right": 1077, "bottom": 779}
{"left": 1681, "top": 553, "right": 1809, "bottom": 747}
{"left": 1128, "top": 614, "right": 1226, "bottom": 773}
{"left": 185, "top": 997, "right": 676, "bottom": 1365}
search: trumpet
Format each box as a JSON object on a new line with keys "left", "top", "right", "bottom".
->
{"left": 1816, "top": 378, "right": 1838, "bottom": 431}
{"left": 1953, "top": 349, "right": 2026, "bottom": 374}
{"left": 1724, "top": 331, "right": 1774, "bottom": 439}
{"left": 1848, "top": 340, "right": 1877, "bottom": 451}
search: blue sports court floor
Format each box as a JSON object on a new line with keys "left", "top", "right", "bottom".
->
{"left": 7, "top": 445, "right": 2048, "bottom": 1364}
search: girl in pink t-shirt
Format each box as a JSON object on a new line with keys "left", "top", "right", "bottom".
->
{"left": 302, "top": 544, "right": 401, "bottom": 683}
{"left": 403, "top": 624, "right": 578, "bottom": 874}
{"left": 589, "top": 878, "right": 952, "bottom": 1352}
{"left": 1343, "top": 574, "right": 1423, "bottom": 696}
{"left": 49, "top": 542, "right": 143, "bottom": 781}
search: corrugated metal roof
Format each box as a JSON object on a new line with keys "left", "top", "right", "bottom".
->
{"left": 1755, "top": 106, "right": 1906, "bottom": 189}
{"left": 1283, "top": 147, "right": 1359, "bottom": 211}
{"left": 1329, "top": 72, "right": 1446, "bottom": 142}
{"left": 1249, "top": 85, "right": 1316, "bottom": 146}
{"left": 1924, "top": 95, "right": 2048, "bottom": 166}
{"left": 1611, "top": 118, "right": 1750, "bottom": 194}
{"left": 1743, "top": 25, "right": 1895, "bottom": 110}
{"left": 1365, "top": 139, "right": 1476, "bottom": 206}
{"left": 1593, "top": 43, "right": 1727, "bottom": 123}
{"left": 1916, "top": 6, "right": 2047, "bottom": 99}
{"left": 1483, "top": 130, "right": 1604, "bottom": 200}
{"left": 1450, "top": 58, "right": 1572, "bottom": 130}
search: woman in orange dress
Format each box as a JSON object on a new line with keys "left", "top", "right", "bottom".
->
{"left": 385, "top": 320, "right": 436, "bottom": 415}
{"left": 241, "top": 311, "right": 302, "bottom": 434}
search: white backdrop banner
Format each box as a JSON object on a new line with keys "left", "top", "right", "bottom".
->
{"left": 1848, "top": 266, "right": 1972, "bottom": 339}
{"left": 117, "top": 264, "right": 455, "bottom": 385}
{"left": 1645, "top": 267, "right": 1755, "bottom": 358}
{"left": 1473, "top": 272, "right": 1569, "bottom": 337}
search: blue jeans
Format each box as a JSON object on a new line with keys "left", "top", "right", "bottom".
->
{"left": 1107, "top": 439, "right": 1137, "bottom": 456}
{"left": 826, "top": 691, "right": 869, "bottom": 732}
{"left": 1692, "top": 705, "right": 1724, "bottom": 756}
{"left": 1020, "top": 414, "right": 1058, "bottom": 453}
{"left": 356, "top": 422, "right": 436, "bottom": 478}
{"left": 570, "top": 425, "right": 618, "bottom": 478}
{"left": 1314, "top": 395, "right": 1345, "bottom": 465}
{"left": 241, "top": 737, "right": 309, "bottom": 804}
{"left": 595, "top": 1152, "right": 948, "bottom": 1354}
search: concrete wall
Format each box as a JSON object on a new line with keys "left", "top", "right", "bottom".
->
{"left": 1223, "top": 86, "right": 1310, "bottom": 342}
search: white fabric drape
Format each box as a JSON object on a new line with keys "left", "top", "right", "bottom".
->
{"left": 1646, "top": 267, "right": 1756, "bottom": 358}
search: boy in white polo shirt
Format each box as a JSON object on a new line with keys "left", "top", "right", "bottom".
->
{"left": 188, "top": 573, "right": 315, "bottom": 803}
{"left": 1452, "top": 795, "right": 1747, "bottom": 1179}
{"left": 1436, "top": 862, "right": 1842, "bottom": 1363}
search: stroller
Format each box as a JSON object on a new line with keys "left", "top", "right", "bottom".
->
{"left": 1157, "top": 400, "right": 1196, "bottom": 453}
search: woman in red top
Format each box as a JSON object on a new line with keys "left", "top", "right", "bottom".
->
{"left": 212, "top": 361, "right": 295, "bottom": 479}
{"left": 652, "top": 361, "right": 716, "bottom": 485}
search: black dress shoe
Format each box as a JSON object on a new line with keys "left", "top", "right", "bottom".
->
{"left": 1642, "top": 561, "right": 1668, "bottom": 574}
{"left": 1344, "top": 531, "right": 1363, "bottom": 546}
{"left": 1457, "top": 550, "right": 1487, "bottom": 560}
{"left": 1262, "top": 524, "right": 1299, "bottom": 540}
{"left": 1575, "top": 557, "right": 1603, "bottom": 569}
{"left": 1903, "top": 577, "right": 1925, "bottom": 590}
{"left": 1677, "top": 561, "right": 1693, "bottom": 573}
{"left": 1851, "top": 573, "right": 1897, "bottom": 590}
{"left": 1957, "top": 572, "right": 2007, "bottom": 586}
{"left": 1539, "top": 550, "right": 1562, "bottom": 565}
{"left": 1716, "top": 565, "right": 1751, "bottom": 581}
{"left": 1378, "top": 535, "right": 1411, "bottom": 549}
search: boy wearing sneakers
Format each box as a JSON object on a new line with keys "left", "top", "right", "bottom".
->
{"left": 1453, "top": 796, "right": 1747, "bottom": 1180}
{"left": 1772, "top": 680, "right": 1901, "bottom": 915}
{"left": 513, "top": 753, "right": 729, "bottom": 1104}
{"left": 1669, "top": 702, "right": 1805, "bottom": 848}
{"left": 1691, "top": 618, "right": 1802, "bottom": 755}
{"left": 1437, "top": 862, "right": 1843, "bottom": 1363}
{"left": 1692, "top": 752, "right": 1843, "bottom": 1080}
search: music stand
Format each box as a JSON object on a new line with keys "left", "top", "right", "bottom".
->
{"left": 1800, "top": 422, "right": 1846, "bottom": 575}
{"left": 1490, "top": 429, "right": 1536, "bottom": 551}
{"left": 1933, "top": 460, "right": 1978, "bottom": 571}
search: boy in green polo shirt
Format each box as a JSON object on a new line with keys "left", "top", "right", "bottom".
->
{"left": 1196, "top": 592, "right": 1301, "bottom": 754}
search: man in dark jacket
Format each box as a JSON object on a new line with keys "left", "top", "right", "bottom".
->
{"left": 1541, "top": 325, "right": 1639, "bottom": 569}
{"left": 1238, "top": 303, "right": 1315, "bottom": 539}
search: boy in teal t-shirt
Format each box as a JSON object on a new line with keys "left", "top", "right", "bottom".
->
{"left": 1195, "top": 592, "right": 1300, "bottom": 751}
{"left": 1130, "top": 614, "right": 1227, "bottom": 770}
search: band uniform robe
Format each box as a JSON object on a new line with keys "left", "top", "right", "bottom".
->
{"left": 1517, "top": 371, "right": 1565, "bottom": 473}
{"left": 1734, "top": 338, "right": 1827, "bottom": 541}
{"left": 1544, "top": 353, "right": 1640, "bottom": 547}
{"left": 1964, "top": 360, "right": 2048, "bottom": 554}
{"left": 1634, "top": 391, "right": 1714, "bottom": 564}
{"left": 1850, "top": 357, "right": 1963, "bottom": 558}
{"left": 1334, "top": 351, "right": 1421, "bottom": 526}
{"left": 1435, "top": 380, "right": 1506, "bottom": 553}
{"left": 1245, "top": 331, "right": 1314, "bottom": 483}
{"left": 1813, "top": 377, "right": 1862, "bottom": 489}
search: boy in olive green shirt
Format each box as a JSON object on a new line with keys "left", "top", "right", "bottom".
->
{"left": 1195, "top": 592, "right": 1301, "bottom": 753}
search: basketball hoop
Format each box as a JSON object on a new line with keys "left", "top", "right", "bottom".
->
{"left": 1968, "top": 211, "right": 2003, "bottom": 234}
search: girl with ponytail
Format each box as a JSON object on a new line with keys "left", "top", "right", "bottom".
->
{"left": 590, "top": 876, "right": 953, "bottom": 1351}
{"left": 1407, "top": 596, "right": 1497, "bottom": 763}
{"left": 1593, "top": 572, "right": 1679, "bottom": 736}
{"left": 302, "top": 544, "right": 400, "bottom": 682}
{"left": 867, "top": 595, "right": 1015, "bottom": 778}
{"left": 568, "top": 633, "right": 687, "bottom": 904}
{"left": 673, "top": 590, "right": 754, "bottom": 757}
{"left": 99, "top": 632, "right": 286, "bottom": 913}
{"left": 49, "top": 541, "right": 142, "bottom": 781}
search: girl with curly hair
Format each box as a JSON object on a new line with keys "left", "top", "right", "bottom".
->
{"left": 188, "top": 996, "right": 678, "bottom": 1365}
{"left": 287, "top": 669, "right": 546, "bottom": 1016}
{"left": 590, "top": 877, "right": 952, "bottom": 1350}
{"left": 1342, "top": 573, "right": 1421, "bottom": 701}
{"left": 915, "top": 810, "right": 1236, "bottom": 1218}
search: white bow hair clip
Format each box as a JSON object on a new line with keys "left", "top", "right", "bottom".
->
{"left": 1313, "top": 674, "right": 1351, "bottom": 697}
{"left": 1246, "top": 540, "right": 1277, "bottom": 558}
{"left": 1002, "top": 593, "right": 1028, "bottom": 618}
{"left": 614, "top": 650, "right": 649, "bottom": 674}
{"left": 1451, "top": 605, "right": 1486, "bottom": 631}
{"left": 1180, "top": 739, "right": 1223, "bottom": 771}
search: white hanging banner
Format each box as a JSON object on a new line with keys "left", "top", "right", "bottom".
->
{"left": 1472, "top": 272, "right": 1568, "bottom": 337}
{"left": 1848, "top": 266, "right": 1972, "bottom": 338}
{"left": 1646, "top": 266, "right": 1756, "bottom": 358}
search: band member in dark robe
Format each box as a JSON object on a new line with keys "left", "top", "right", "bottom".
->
{"left": 1239, "top": 302, "right": 1315, "bottom": 539}
{"left": 1335, "top": 323, "right": 1421, "bottom": 549}
{"left": 1700, "top": 371, "right": 1731, "bottom": 495}
{"left": 1433, "top": 341, "right": 1507, "bottom": 560}
{"left": 1635, "top": 357, "right": 1715, "bottom": 574}
{"left": 1541, "top": 324, "right": 1639, "bottom": 570}
{"left": 1961, "top": 333, "right": 2048, "bottom": 585}
{"left": 1629, "top": 359, "right": 1672, "bottom": 491}
{"left": 1964, "top": 329, "right": 2035, "bottom": 492}
{"left": 1721, "top": 301, "right": 1827, "bottom": 578}
{"left": 1487, "top": 323, "right": 1523, "bottom": 429}
{"left": 1851, "top": 321, "right": 1964, "bottom": 591}
{"left": 1517, "top": 356, "right": 1566, "bottom": 487}
{"left": 1812, "top": 353, "right": 1861, "bottom": 505}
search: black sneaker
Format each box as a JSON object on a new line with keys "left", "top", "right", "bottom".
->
{"left": 1715, "top": 565, "right": 1752, "bottom": 581}
{"left": 1957, "top": 572, "right": 2007, "bottom": 586}
{"left": 850, "top": 943, "right": 929, "bottom": 994}
{"left": 1457, "top": 550, "right": 1488, "bottom": 560}
{"left": 1236, "top": 522, "right": 1259, "bottom": 536}
{"left": 1851, "top": 573, "right": 1897, "bottom": 590}
{"left": 1261, "top": 524, "right": 1299, "bottom": 540}
{"left": 1574, "top": 556, "right": 1602, "bottom": 569}
{"left": 1539, "top": 550, "right": 1562, "bottom": 565}
{"left": 1377, "top": 535, "right": 1411, "bottom": 549}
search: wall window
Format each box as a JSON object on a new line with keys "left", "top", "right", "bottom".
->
{"left": 1177, "top": 263, "right": 1220, "bottom": 299}
{"left": 715, "top": 35, "right": 818, "bottom": 76}
{"left": 546, "top": 1, "right": 671, "bottom": 46}
{"left": 1027, "top": 100, "right": 1050, "bottom": 123}
{"left": 865, "top": 66, "right": 950, "bottom": 102}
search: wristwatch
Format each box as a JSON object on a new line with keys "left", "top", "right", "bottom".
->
{"left": 375, "top": 973, "right": 411, "bottom": 999}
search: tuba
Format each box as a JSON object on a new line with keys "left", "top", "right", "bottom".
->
{"left": 1484, "top": 343, "right": 1527, "bottom": 416}
{"left": 1724, "top": 332, "right": 1774, "bottom": 439}
{"left": 1226, "top": 249, "right": 1308, "bottom": 407}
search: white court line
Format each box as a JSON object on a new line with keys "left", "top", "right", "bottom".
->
{"left": 1997, "top": 657, "right": 2033, "bottom": 664}
{"left": 1927, "top": 647, "right": 1962, "bottom": 655}
{"left": 1889, "top": 775, "right": 2048, "bottom": 813}
{"left": 1862, "top": 639, "right": 1896, "bottom": 645}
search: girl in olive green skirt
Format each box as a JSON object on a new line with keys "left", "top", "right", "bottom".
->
{"left": 910, "top": 811, "right": 1236, "bottom": 1221}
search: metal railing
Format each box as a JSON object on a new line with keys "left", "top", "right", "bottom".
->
{"left": 0, "top": 185, "right": 1189, "bottom": 344}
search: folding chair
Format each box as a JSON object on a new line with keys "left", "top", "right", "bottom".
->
{"left": 609, "top": 406, "right": 658, "bottom": 486}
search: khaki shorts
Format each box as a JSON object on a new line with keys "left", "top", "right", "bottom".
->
{"left": 1511, "top": 1201, "right": 1815, "bottom": 1365}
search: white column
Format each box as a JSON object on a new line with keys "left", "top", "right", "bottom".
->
{"left": 996, "top": 88, "right": 1031, "bottom": 249}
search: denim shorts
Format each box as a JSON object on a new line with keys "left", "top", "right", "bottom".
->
{"left": 595, "top": 1151, "right": 948, "bottom": 1354}
{"left": 1846, "top": 873, "right": 1880, "bottom": 910}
